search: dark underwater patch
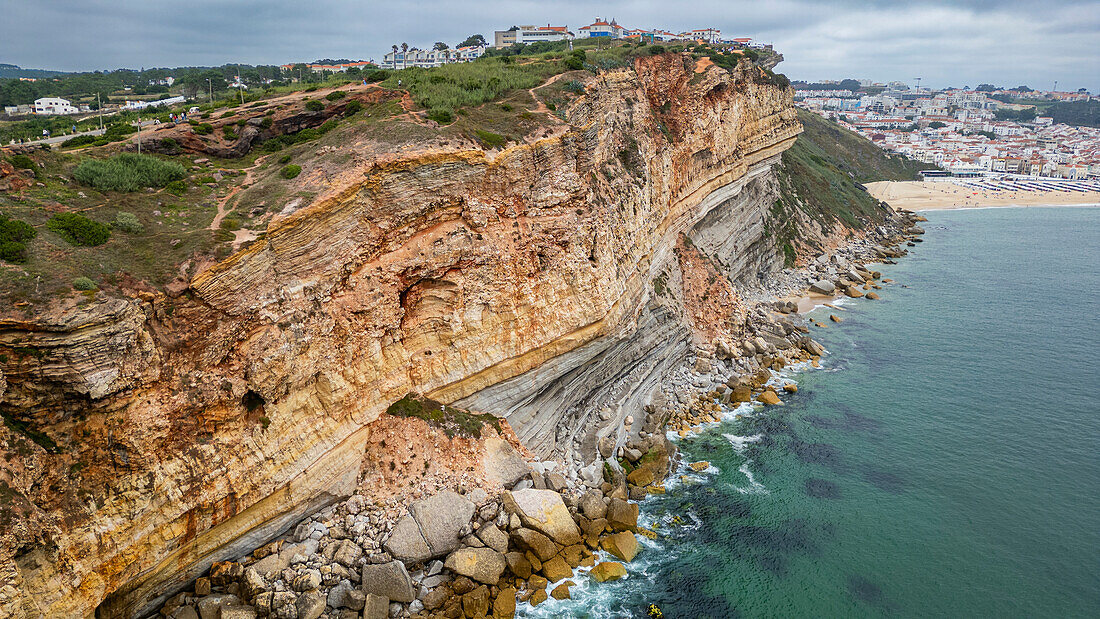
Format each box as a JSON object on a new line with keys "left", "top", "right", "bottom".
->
{"left": 657, "top": 562, "right": 741, "bottom": 619}
{"left": 805, "top": 415, "right": 839, "bottom": 429}
{"left": 848, "top": 574, "right": 885, "bottom": 605}
{"left": 804, "top": 477, "right": 842, "bottom": 499}
{"left": 789, "top": 439, "right": 843, "bottom": 469}
{"left": 863, "top": 469, "right": 905, "bottom": 494}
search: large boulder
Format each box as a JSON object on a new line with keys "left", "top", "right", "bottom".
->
{"left": 196, "top": 594, "right": 240, "bottom": 619}
{"left": 540, "top": 555, "right": 573, "bottom": 582}
{"left": 295, "top": 591, "right": 325, "bottom": 619}
{"left": 606, "top": 498, "right": 638, "bottom": 531}
{"left": 361, "top": 561, "right": 416, "bottom": 603}
{"left": 503, "top": 489, "right": 582, "bottom": 546}
{"left": 809, "top": 280, "right": 835, "bottom": 295}
{"left": 578, "top": 491, "right": 607, "bottom": 520}
{"left": 591, "top": 562, "right": 627, "bottom": 582}
{"left": 362, "top": 594, "right": 389, "bottom": 619}
{"left": 511, "top": 527, "right": 558, "bottom": 562}
{"left": 758, "top": 390, "right": 782, "bottom": 406}
{"left": 483, "top": 437, "right": 530, "bottom": 487}
{"left": 444, "top": 547, "right": 507, "bottom": 585}
{"left": 408, "top": 490, "right": 475, "bottom": 557}
{"left": 384, "top": 515, "right": 432, "bottom": 563}
{"left": 601, "top": 532, "right": 639, "bottom": 562}
{"left": 476, "top": 523, "right": 509, "bottom": 553}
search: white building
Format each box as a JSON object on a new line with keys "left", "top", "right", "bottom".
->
{"left": 123, "top": 95, "right": 187, "bottom": 110}
{"left": 33, "top": 97, "right": 80, "bottom": 115}
{"left": 577, "top": 18, "right": 626, "bottom": 39}
{"left": 680, "top": 28, "right": 722, "bottom": 43}
{"left": 515, "top": 25, "right": 573, "bottom": 44}
{"left": 382, "top": 45, "right": 486, "bottom": 70}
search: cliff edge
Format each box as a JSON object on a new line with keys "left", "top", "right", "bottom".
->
{"left": 0, "top": 53, "right": 803, "bottom": 618}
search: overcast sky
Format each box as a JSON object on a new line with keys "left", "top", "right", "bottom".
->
{"left": 2, "top": 0, "right": 1098, "bottom": 91}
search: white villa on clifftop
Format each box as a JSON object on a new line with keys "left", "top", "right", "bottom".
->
{"left": 33, "top": 97, "right": 79, "bottom": 115}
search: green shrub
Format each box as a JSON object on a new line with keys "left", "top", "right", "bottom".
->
{"left": 8, "top": 154, "right": 35, "bottom": 171}
{"left": 193, "top": 123, "right": 214, "bottom": 135}
{"left": 305, "top": 100, "right": 324, "bottom": 112}
{"left": 72, "top": 277, "right": 97, "bottom": 291}
{"left": 474, "top": 129, "right": 506, "bottom": 149}
{"left": 500, "top": 104, "right": 513, "bottom": 112}
{"left": 562, "top": 50, "right": 586, "bottom": 70}
{"left": 278, "top": 154, "right": 292, "bottom": 164}
{"left": 259, "top": 116, "right": 273, "bottom": 129}
{"left": 427, "top": 108, "right": 454, "bottom": 124}
{"left": 223, "top": 128, "right": 238, "bottom": 140}
{"left": 61, "top": 134, "right": 99, "bottom": 149}
{"left": 318, "top": 119, "right": 338, "bottom": 134}
{"left": 47, "top": 213, "right": 110, "bottom": 246}
{"left": 281, "top": 164, "right": 302, "bottom": 179}
{"left": 0, "top": 213, "right": 36, "bottom": 263}
{"left": 197, "top": 175, "right": 216, "bottom": 184}
{"left": 382, "top": 57, "right": 558, "bottom": 113}
{"left": 160, "top": 137, "right": 179, "bottom": 151}
{"left": 72, "top": 153, "right": 187, "bottom": 192}
{"left": 366, "top": 70, "right": 389, "bottom": 83}
{"left": 304, "top": 86, "right": 319, "bottom": 92}
{"left": 236, "top": 118, "right": 248, "bottom": 126}
{"left": 326, "top": 90, "right": 347, "bottom": 101}
{"left": 647, "top": 45, "right": 665, "bottom": 55}
{"left": 563, "top": 80, "right": 586, "bottom": 95}
{"left": 111, "top": 212, "right": 143, "bottom": 234}
{"left": 201, "top": 112, "right": 211, "bottom": 119}
{"left": 219, "top": 217, "right": 241, "bottom": 231}
{"left": 220, "top": 111, "right": 235, "bottom": 119}
{"left": 344, "top": 100, "right": 362, "bottom": 116}
{"left": 165, "top": 179, "right": 188, "bottom": 195}
{"left": 104, "top": 123, "right": 136, "bottom": 138}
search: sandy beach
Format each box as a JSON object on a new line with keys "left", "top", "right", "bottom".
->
{"left": 866, "top": 181, "right": 1100, "bottom": 211}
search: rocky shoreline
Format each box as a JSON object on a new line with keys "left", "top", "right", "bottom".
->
{"left": 151, "top": 211, "right": 926, "bottom": 619}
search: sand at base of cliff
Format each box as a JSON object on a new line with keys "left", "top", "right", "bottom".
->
{"left": 865, "top": 181, "right": 1100, "bottom": 211}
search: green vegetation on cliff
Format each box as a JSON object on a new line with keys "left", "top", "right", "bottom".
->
{"left": 770, "top": 108, "right": 928, "bottom": 256}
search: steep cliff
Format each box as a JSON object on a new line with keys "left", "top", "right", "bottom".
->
{"left": 0, "top": 54, "right": 801, "bottom": 618}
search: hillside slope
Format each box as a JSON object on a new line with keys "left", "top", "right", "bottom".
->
{"left": 767, "top": 108, "right": 926, "bottom": 261}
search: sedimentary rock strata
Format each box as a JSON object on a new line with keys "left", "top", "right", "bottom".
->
{"left": 0, "top": 53, "right": 807, "bottom": 618}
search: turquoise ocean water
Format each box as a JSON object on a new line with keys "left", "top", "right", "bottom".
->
{"left": 522, "top": 206, "right": 1100, "bottom": 618}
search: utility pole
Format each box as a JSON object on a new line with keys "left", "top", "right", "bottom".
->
{"left": 207, "top": 78, "right": 212, "bottom": 102}
{"left": 136, "top": 113, "right": 141, "bottom": 154}
{"left": 97, "top": 92, "right": 103, "bottom": 130}
{"left": 915, "top": 77, "right": 922, "bottom": 91}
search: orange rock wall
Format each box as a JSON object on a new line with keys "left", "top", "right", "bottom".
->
{"left": 0, "top": 55, "right": 799, "bottom": 618}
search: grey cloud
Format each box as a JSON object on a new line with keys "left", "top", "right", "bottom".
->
{"left": 1, "top": 0, "right": 1097, "bottom": 91}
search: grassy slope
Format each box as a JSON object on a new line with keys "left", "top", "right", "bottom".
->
{"left": 770, "top": 108, "right": 927, "bottom": 260}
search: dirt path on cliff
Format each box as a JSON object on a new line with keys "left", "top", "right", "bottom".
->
{"left": 209, "top": 156, "right": 267, "bottom": 231}
{"left": 527, "top": 73, "right": 570, "bottom": 114}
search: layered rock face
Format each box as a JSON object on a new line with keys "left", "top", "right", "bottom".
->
{"left": 0, "top": 54, "right": 799, "bottom": 618}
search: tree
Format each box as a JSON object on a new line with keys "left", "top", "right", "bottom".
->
{"left": 457, "top": 34, "right": 487, "bottom": 48}
{"left": 401, "top": 43, "right": 409, "bottom": 70}
{"left": 976, "top": 83, "right": 997, "bottom": 92}
{"left": 929, "top": 121, "right": 947, "bottom": 129}
{"left": 433, "top": 42, "right": 449, "bottom": 51}
{"left": 1011, "top": 85, "right": 1031, "bottom": 92}
{"left": 838, "top": 78, "right": 860, "bottom": 91}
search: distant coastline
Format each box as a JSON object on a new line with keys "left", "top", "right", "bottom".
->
{"left": 866, "top": 180, "right": 1100, "bottom": 211}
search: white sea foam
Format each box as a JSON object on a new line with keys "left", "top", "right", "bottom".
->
{"left": 736, "top": 462, "right": 769, "bottom": 494}
{"left": 723, "top": 433, "right": 762, "bottom": 452}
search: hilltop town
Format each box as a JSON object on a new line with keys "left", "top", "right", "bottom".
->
{"left": 796, "top": 80, "right": 1099, "bottom": 180}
